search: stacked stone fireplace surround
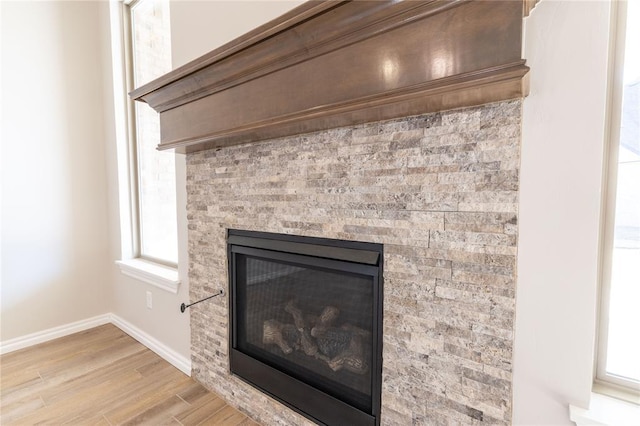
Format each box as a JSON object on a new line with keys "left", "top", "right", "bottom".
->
{"left": 187, "top": 99, "right": 522, "bottom": 425}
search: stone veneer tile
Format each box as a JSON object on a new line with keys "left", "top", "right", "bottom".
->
{"left": 187, "top": 100, "right": 522, "bottom": 425}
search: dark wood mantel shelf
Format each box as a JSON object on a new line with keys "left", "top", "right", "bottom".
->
{"left": 131, "top": 0, "right": 536, "bottom": 154}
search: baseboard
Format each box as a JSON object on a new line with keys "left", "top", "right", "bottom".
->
{"left": 0, "top": 314, "right": 112, "bottom": 355}
{"left": 109, "top": 314, "right": 191, "bottom": 376}
{"left": 0, "top": 313, "right": 192, "bottom": 377}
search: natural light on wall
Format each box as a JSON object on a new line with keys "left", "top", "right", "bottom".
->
{"left": 600, "top": 0, "right": 640, "bottom": 393}
{"left": 129, "top": 0, "right": 177, "bottom": 265}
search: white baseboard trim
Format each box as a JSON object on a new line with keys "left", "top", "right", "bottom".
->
{"left": 0, "top": 314, "right": 112, "bottom": 355}
{"left": 0, "top": 313, "right": 191, "bottom": 377}
{"left": 109, "top": 314, "right": 191, "bottom": 376}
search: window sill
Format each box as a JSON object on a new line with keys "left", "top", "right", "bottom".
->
{"left": 570, "top": 392, "right": 640, "bottom": 426}
{"left": 116, "top": 258, "right": 180, "bottom": 294}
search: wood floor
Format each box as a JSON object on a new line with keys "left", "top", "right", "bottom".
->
{"left": 0, "top": 324, "right": 259, "bottom": 425}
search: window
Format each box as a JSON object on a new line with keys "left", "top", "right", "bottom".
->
{"left": 598, "top": 0, "right": 640, "bottom": 397}
{"left": 126, "top": 0, "right": 177, "bottom": 265}
{"left": 111, "top": 0, "right": 179, "bottom": 292}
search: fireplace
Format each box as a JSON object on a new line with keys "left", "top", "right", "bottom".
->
{"left": 228, "top": 230, "right": 383, "bottom": 425}
{"left": 131, "top": 1, "right": 535, "bottom": 423}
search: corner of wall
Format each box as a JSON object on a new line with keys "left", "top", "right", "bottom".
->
{"left": 514, "top": 1, "right": 612, "bottom": 423}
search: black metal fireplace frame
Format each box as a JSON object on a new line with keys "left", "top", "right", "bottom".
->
{"left": 227, "top": 229, "right": 383, "bottom": 426}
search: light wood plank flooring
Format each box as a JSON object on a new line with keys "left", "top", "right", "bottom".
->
{"left": 0, "top": 324, "right": 258, "bottom": 426}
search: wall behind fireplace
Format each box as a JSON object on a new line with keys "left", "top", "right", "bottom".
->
{"left": 167, "top": 3, "right": 612, "bottom": 424}
{"left": 187, "top": 100, "right": 522, "bottom": 424}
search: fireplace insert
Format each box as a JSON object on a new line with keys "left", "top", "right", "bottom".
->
{"left": 228, "top": 230, "right": 383, "bottom": 425}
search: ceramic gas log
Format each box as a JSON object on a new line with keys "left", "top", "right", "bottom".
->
{"left": 262, "top": 301, "right": 370, "bottom": 375}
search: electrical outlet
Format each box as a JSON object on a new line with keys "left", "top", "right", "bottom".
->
{"left": 146, "top": 291, "right": 152, "bottom": 309}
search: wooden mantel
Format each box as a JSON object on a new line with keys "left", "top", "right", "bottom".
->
{"left": 131, "top": 0, "right": 535, "bottom": 154}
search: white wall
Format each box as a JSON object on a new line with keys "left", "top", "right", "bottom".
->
{"left": 1, "top": 1, "right": 112, "bottom": 341}
{"left": 514, "top": 1, "right": 612, "bottom": 424}
{"left": 169, "top": 0, "right": 305, "bottom": 68}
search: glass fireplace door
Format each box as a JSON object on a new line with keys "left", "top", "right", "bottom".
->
{"left": 228, "top": 230, "right": 382, "bottom": 426}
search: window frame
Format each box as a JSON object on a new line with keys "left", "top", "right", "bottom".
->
{"left": 596, "top": 0, "right": 640, "bottom": 400}
{"left": 123, "top": 0, "right": 177, "bottom": 268}
{"left": 122, "top": 0, "right": 141, "bottom": 261}
{"left": 110, "top": 0, "right": 180, "bottom": 293}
